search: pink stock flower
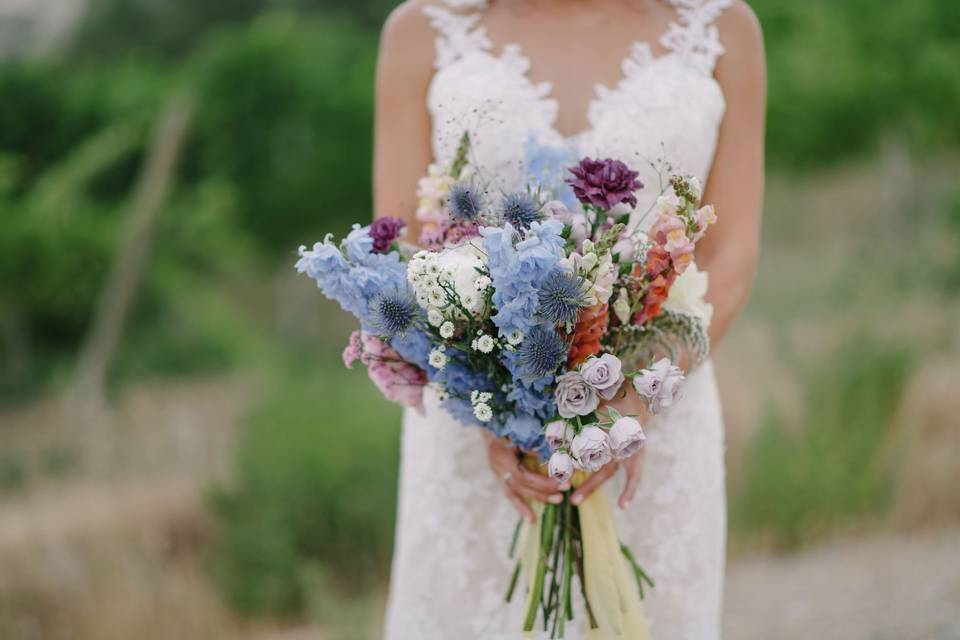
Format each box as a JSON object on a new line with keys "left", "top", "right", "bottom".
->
{"left": 692, "top": 204, "right": 717, "bottom": 241}
{"left": 343, "top": 331, "right": 363, "bottom": 368}
{"left": 354, "top": 333, "right": 428, "bottom": 409}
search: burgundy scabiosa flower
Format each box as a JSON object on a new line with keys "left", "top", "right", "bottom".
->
{"left": 566, "top": 158, "right": 643, "bottom": 211}
{"left": 370, "top": 216, "right": 406, "bottom": 253}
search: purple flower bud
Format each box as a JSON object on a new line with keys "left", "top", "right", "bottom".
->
{"left": 370, "top": 216, "right": 406, "bottom": 253}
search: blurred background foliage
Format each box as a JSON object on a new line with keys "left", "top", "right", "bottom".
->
{"left": 0, "top": 0, "right": 958, "bottom": 636}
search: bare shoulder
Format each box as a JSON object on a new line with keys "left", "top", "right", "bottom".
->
{"left": 381, "top": 0, "right": 437, "bottom": 55}
{"left": 715, "top": 1, "right": 766, "bottom": 92}
{"left": 378, "top": 0, "right": 437, "bottom": 84}
{"left": 716, "top": 1, "right": 765, "bottom": 67}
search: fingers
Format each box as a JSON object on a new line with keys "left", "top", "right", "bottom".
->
{"left": 510, "top": 478, "right": 564, "bottom": 505}
{"left": 503, "top": 486, "right": 536, "bottom": 523}
{"left": 516, "top": 466, "right": 565, "bottom": 494}
{"left": 570, "top": 461, "right": 619, "bottom": 506}
{"left": 618, "top": 450, "right": 645, "bottom": 510}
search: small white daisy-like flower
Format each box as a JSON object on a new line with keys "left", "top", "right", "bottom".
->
{"left": 478, "top": 391, "right": 492, "bottom": 404}
{"left": 473, "top": 402, "right": 493, "bottom": 422}
{"left": 416, "top": 293, "right": 430, "bottom": 307}
{"left": 462, "top": 293, "right": 477, "bottom": 309}
{"left": 427, "top": 290, "right": 446, "bottom": 308}
{"left": 471, "top": 338, "right": 479, "bottom": 350}
{"left": 428, "top": 348, "right": 448, "bottom": 369}
{"left": 427, "top": 308, "right": 444, "bottom": 327}
{"left": 474, "top": 275, "right": 492, "bottom": 291}
{"left": 506, "top": 329, "right": 524, "bottom": 346}
{"left": 470, "top": 390, "right": 480, "bottom": 404}
{"left": 439, "top": 321, "right": 455, "bottom": 339}
{"left": 476, "top": 334, "right": 495, "bottom": 353}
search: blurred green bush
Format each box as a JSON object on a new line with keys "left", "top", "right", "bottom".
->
{"left": 209, "top": 361, "right": 400, "bottom": 614}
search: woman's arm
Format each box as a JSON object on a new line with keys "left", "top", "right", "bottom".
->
{"left": 697, "top": 0, "right": 767, "bottom": 347}
{"left": 373, "top": 1, "right": 435, "bottom": 235}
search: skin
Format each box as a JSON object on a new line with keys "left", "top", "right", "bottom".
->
{"left": 374, "top": 0, "right": 766, "bottom": 522}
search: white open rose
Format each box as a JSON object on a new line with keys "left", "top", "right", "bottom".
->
{"left": 435, "top": 238, "right": 487, "bottom": 315}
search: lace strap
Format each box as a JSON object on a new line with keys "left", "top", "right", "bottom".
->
{"left": 422, "top": 0, "right": 492, "bottom": 70}
{"left": 662, "top": 0, "right": 733, "bottom": 75}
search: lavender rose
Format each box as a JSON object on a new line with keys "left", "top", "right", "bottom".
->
{"left": 608, "top": 416, "right": 646, "bottom": 460}
{"left": 580, "top": 353, "right": 625, "bottom": 401}
{"left": 571, "top": 426, "right": 612, "bottom": 472}
{"left": 548, "top": 451, "right": 576, "bottom": 483}
{"left": 633, "top": 358, "right": 686, "bottom": 414}
{"left": 544, "top": 419, "right": 572, "bottom": 450}
{"left": 370, "top": 216, "right": 406, "bottom": 253}
{"left": 566, "top": 158, "right": 643, "bottom": 211}
{"left": 555, "top": 371, "right": 600, "bottom": 418}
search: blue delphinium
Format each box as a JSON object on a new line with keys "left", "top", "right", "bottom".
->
{"left": 296, "top": 224, "right": 407, "bottom": 332}
{"left": 500, "top": 192, "right": 544, "bottom": 229}
{"left": 481, "top": 218, "right": 566, "bottom": 339}
{"left": 439, "top": 353, "right": 497, "bottom": 399}
{"left": 537, "top": 269, "right": 588, "bottom": 325}
{"left": 501, "top": 348, "right": 557, "bottom": 420}
{"left": 501, "top": 413, "right": 547, "bottom": 452}
{"left": 517, "top": 325, "right": 568, "bottom": 380}
{"left": 447, "top": 182, "right": 483, "bottom": 221}
{"left": 367, "top": 285, "right": 421, "bottom": 338}
{"left": 523, "top": 135, "right": 580, "bottom": 211}
{"left": 390, "top": 327, "right": 435, "bottom": 374}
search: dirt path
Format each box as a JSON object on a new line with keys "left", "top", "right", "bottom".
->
{"left": 723, "top": 527, "right": 960, "bottom": 640}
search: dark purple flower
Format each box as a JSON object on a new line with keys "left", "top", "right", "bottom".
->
{"left": 370, "top": 216, "right": 406, "bottom": 253}
{"left": 566, "top": 158, "right": 643, "bottom": 211}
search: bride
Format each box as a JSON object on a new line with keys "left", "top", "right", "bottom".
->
{"left": 374, "top": 0, "right": 764, "bottom": 637}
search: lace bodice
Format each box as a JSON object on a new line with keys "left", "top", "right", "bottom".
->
{"left": 384, "top": 2, "right": 730, "bottom": 638}
{"left": 424, "top": 0, "right": 729, "bottom": 232}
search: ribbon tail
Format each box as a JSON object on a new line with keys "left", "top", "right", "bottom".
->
{"left": 579, "top": 489, "right": 653, "bottom": 640}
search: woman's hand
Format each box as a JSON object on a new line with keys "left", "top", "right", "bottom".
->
{"left": 570, "top": 386, "right": 651, "bottom": 510}
{"left": 486, "top": 435, "right": 567, "bottom": 523}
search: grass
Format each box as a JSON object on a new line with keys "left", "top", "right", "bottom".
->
{"left": 208, "top": 356, "right": 401, "bottom": 616}
{"left": 731, "top": 340, "right": 913, "bottom": 548}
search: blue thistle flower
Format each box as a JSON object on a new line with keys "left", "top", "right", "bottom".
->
{"left": 537, "top": 270, "right": 588, "bottom": 325}
{"left": 500, "top": 192, "right": 544, "bottom": 229}
{"left": 447, "top": 183, "right": 483, "bottom": 221}
{"left": 517, "top": 325, "right": 568, "bottom": 380}
{"left": 368, "top": 286, "right": 420, "bottom": 337}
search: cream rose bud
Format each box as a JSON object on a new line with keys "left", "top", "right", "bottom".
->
{"left": 571, "top": 427, "right": 612, "bottom": 472}
{"left": 548, "top": 451, "right": 576, "bottom": 484}
{"left": 544, "top": 420, "right": 572, "bottom": 450}
{"left": 608, "top": 416, "right": 646, "bottom": 460}
{"left": 580, "top": 353, "right": 625, "bottom": 401}
{"left": 555, "top": 372, "right": 600, "bottom": 418}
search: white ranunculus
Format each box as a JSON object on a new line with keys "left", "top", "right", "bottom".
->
{"left": 663, "top": 261, "right": 714, "bottom": 324}
{"left": 548, "top": 451, "right": 576, "bottom": 483}
{"left": 570, "top": 427, "right": 612, "bottom": 472}
{"left": 608, "top": 416, "right": 646, "bottom": 460}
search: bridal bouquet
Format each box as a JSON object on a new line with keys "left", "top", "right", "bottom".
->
{"left": 296, "top": 133, "right": 716, "bottom": 638}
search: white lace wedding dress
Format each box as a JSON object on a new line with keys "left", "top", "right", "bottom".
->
{"left": 384, "top": 1, "right": 730, "bottom": 638}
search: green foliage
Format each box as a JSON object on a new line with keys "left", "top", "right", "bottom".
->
{"left": 187, "top": 13, "right": 377, "bottom": 251}
{"left": 209, "top": 361, "right": 401, "bottom": 615}
{"left": 731, "top": 340, "right": 913, "bottom": 547}
{"left": 755, "top": 0, "right": 960, "bottom": 167}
